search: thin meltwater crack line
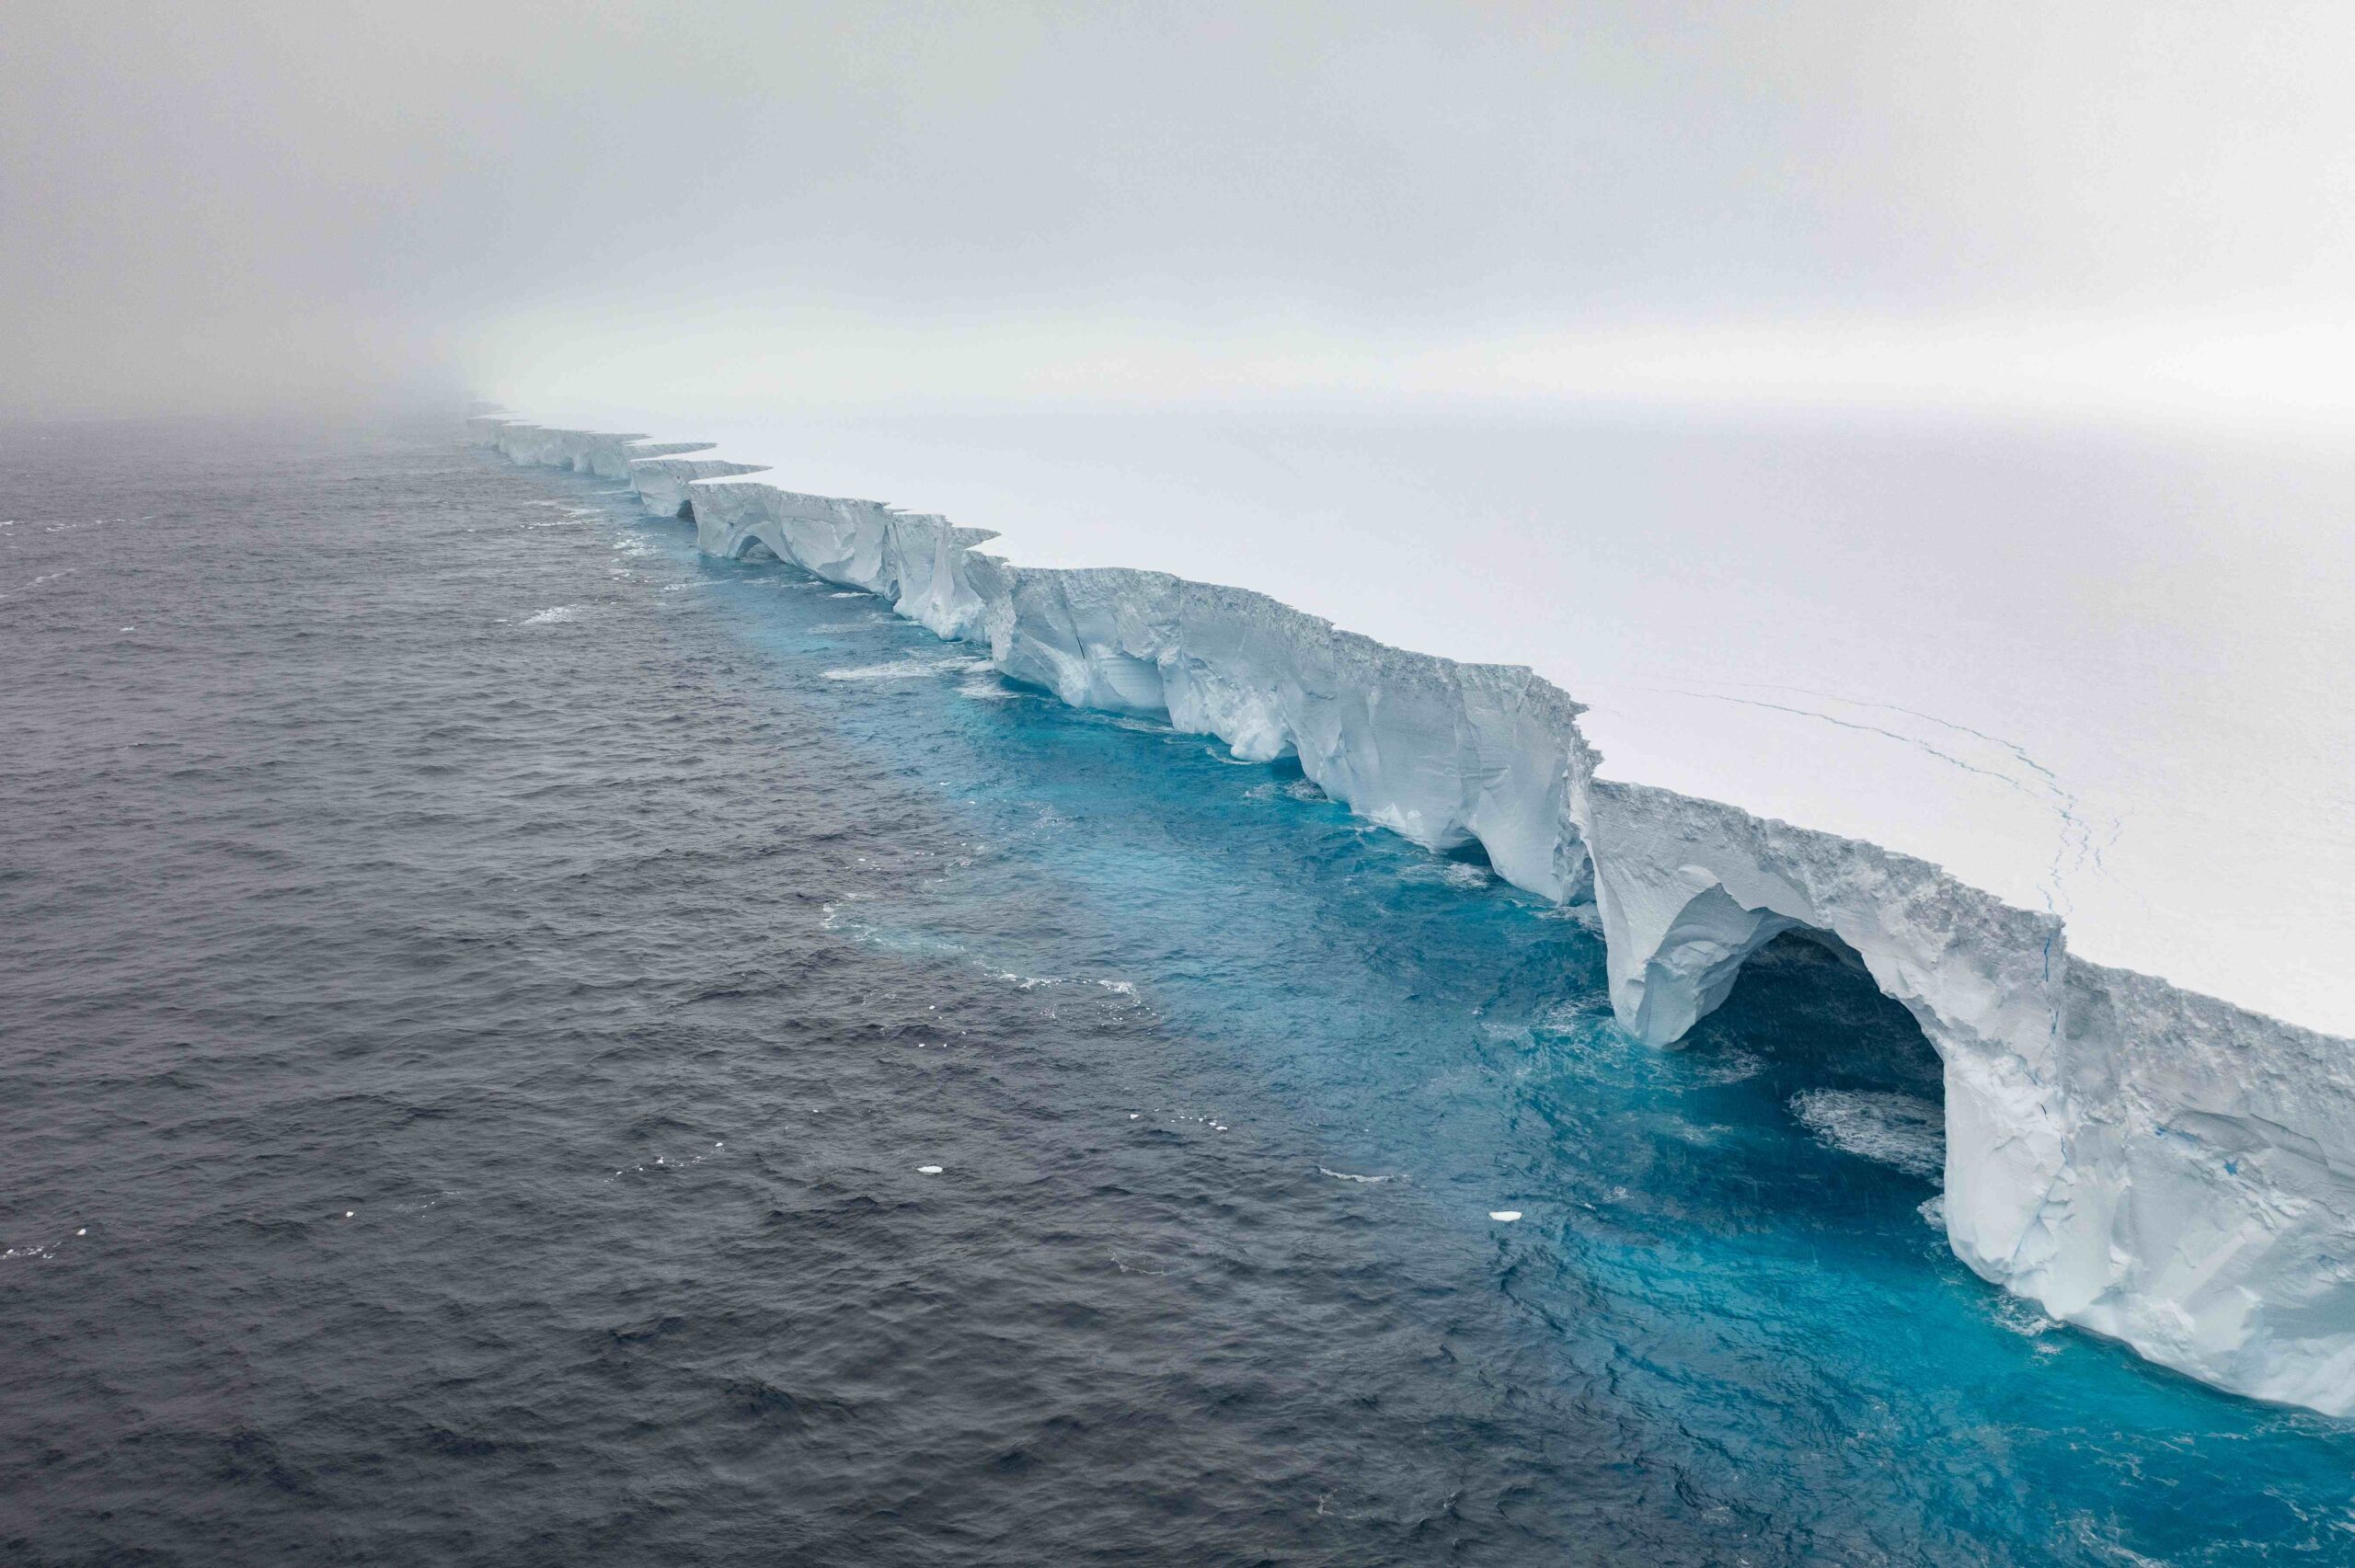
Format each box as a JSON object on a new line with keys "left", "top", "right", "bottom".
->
{"left": 1661, "top": 676, "right": 2119, "bottom": 891}
{"left": 1645, "top": 685, "right": 2102, "bottom": 925}
{"left": 1660, "top": 680, "right": 2086, "bottom": 1041}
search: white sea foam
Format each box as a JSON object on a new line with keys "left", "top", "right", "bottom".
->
{"left": 523, "top": 605, "right": 585, "bottom": 624}
{"left": 821, "top": 662, "right": 936, "bottom": 681}
{"left": 1318, "top": 1167, "right": 1403, "bottom": 1184}
{"left": 1789, "top": 1089, "right": 1946, "bottom": 1183}
{"left": 1990, "top": 1292, "right": 2063, "bottom": 1344}
{"left": 1682, "top": 1048, "right": 1764, "bottom": 1087}
{"left": 987, "top": 968, "right": 1139, "bottom": 1001}
{"left": 819, "top": 903, "right": 966, "bottom": 958}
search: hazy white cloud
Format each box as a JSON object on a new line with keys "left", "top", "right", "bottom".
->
{"left": 6, "top": 1, "right": 2351, "bottom": 420}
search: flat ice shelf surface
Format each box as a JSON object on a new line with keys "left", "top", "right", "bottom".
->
{"left": 514, "top": 397, "right": 2355, "bottom": 1039}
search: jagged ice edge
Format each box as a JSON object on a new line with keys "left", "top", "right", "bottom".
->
{"left": 473, "top": 415, "right": 2355, "bottom": 1419}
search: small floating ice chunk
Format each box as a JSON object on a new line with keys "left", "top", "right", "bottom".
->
{"left": 344, "top": 1211, "right": 354, "bottom": 1219}
{"left": 916, "top": 1165, "right": 943, "bottom": 1175}
{"left": 1488, "top": 1209, "right": 1522, "bottom": 1222}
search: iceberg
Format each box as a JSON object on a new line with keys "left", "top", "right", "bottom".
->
{"left": 470, "top": 411, "right": 2355, "bottom": 1418}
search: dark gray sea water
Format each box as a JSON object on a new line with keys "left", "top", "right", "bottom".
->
{"left": 3, "top": 417, "right": 2352, "bottom": 1566}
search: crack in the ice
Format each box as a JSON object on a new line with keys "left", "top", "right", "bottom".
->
{"left": 1661, "top": 680, "right": 2101, "bottom": 862}
{"left": 1656, "top": 684, "right": 2104, "bottom": 933}
{"left": 1664, "top": 681, "right": 2085, "bottom": 1043}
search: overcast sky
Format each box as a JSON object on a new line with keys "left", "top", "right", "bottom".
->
{"left": 6, "top": 1, "right": 2352, "bottom": 422}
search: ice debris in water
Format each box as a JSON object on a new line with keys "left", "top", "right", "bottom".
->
{"left": 1489, "top": 1210, "right": 1522, "bottom": 1222}
{"left": 917, "top": 1165, "right": 943, "bottom": 1175}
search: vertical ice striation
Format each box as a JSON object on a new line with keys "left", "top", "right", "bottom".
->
{"left": 471, "top": 415, "right": 2355, "bottom": 1418}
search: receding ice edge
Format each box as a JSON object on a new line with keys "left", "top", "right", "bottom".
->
{"left": 471, "top": 414, "right": 2355, "bottom": 1418}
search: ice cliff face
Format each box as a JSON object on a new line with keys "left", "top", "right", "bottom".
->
{"left": 472, "top": 414, "right": 2355, "bottom": 1419}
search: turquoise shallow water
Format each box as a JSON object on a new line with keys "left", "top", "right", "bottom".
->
{"left": 2, "top": 418, "right": 2350, "bottom": 1564}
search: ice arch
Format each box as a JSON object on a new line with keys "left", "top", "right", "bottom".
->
{"left": 470, "top": 414, "right": 2355, "bottom": 1419}
{"left": 1581, "top": 779, "right": 2069, "bottom": 1286}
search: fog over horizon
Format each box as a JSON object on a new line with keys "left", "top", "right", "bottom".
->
{"left": 6, "top": 1, "right": 2354, "bottom": 430}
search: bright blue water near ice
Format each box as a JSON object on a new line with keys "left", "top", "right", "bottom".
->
{"left": 3, "top": 418, "right": 2350, "bottom": 1565}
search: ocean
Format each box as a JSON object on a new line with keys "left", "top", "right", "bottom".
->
{"left": 2, "top": 416, "right": 2349, "bottom": 1565}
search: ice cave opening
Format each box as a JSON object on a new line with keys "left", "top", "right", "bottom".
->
{"left": 1685, "top": 927, "right": 1950, "bottom": 1196}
